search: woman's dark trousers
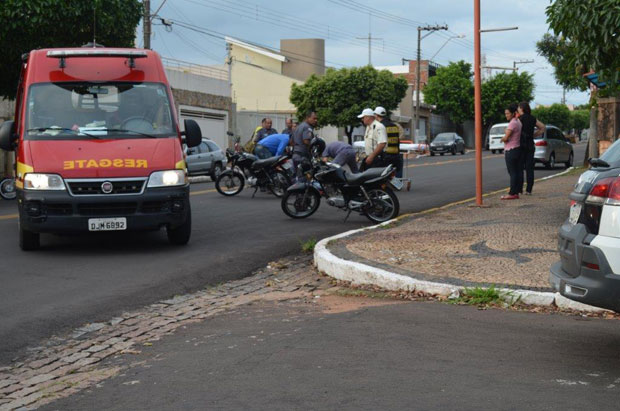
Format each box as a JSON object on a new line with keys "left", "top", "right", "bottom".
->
{"left": 505, "top": 147, "right": 522, "bottom": 196}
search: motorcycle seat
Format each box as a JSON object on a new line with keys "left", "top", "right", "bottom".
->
{"left": 344, "top": 167, "right": 386, "bottom": 185}
{"left": 251, "top": 156, "right": 282, "bottom": 169}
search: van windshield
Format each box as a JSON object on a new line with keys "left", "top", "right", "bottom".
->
{"left": 25, "top": 82, "right": 175, "bottom": 140}
{"left": 490, "top": 126, "right": 506, "bottom": 135}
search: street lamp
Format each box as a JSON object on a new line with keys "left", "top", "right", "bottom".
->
{"left": 430, "top": 34, "right": 465, "bottom": 62}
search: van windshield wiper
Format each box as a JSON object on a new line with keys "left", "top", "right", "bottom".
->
{"left": 27, "top": 127, "right": 99, "bottom": 139}
{"left": 98, "top": 128, "right": 158, "bottom": 139}
{"left": 589, "top": 158, "right": 610, "bottom": 168}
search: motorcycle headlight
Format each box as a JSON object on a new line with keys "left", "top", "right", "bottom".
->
{"left": 147, "top": 170, "right": 187, "bottom": 188}
{"left": 24, "top": 173, "right": 66, "bottom": 190}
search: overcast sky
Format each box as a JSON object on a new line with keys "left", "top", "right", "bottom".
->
{"left": 142, "top": 0, "right": 589, "bottom": 106}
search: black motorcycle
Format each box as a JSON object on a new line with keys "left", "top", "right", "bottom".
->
{"left": 281, "top": 158, "right": 400, "bottom": 223}
{"left": 215, "top": 148, "right": 293, "bottom": 197}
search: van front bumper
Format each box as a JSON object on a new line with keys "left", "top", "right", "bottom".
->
{"left": 17, "top": 185, "right": 190, "bottom": 233}
{"left": 549, "top": 221, "right": 620, "bottom": 312}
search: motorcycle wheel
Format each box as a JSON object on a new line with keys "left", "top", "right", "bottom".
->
{"left": 0, "top": 178, "right": 16, "bottom": 200}
{"left": 281, "top": 189, "right": 321, "bottom": 219}
{"left": 215, "top": 170, "right": 245, "bottom": 196}
{"left": 268, "top": 171, "right": 292, "bottom": 198}
{"left": 363, "top": 186, "right": 400, "bottom": 223}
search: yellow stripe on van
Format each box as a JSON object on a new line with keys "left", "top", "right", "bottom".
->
{"left": 175, "top": 160, "right": 186, "bottom": 170}
{"left": 16, "top": 162, "right": 34, "bottom": 178}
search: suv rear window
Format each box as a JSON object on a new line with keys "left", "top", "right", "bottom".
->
{"left": 600, "top": 138, "right": 620, "bottom": 166}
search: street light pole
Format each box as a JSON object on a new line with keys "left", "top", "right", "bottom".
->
{"left": 474, "top": 0, "right": 482, "bottom": 206}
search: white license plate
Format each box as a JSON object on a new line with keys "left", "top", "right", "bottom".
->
{"left": 282, "top": 161, "right": 292, "bottom": 169}
{"left": 569, "top": 203, "right": 582, "bottom": 225}
{"left": 390, "top": 177, "right": 404, "bottom": 191}
{"left": 88, "top": 217, "right": 127, "bottom": 231}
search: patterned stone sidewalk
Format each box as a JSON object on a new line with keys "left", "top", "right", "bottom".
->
{"left": 341, "top": 172, "right": 579, "bottom": 290}
{"left": 0, "top": 255, "right": 331, "bottom": 410}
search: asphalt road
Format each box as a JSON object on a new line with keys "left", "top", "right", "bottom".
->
{"left": 0, "top": 144, "right": 586, "bottom": 364}
{"left": 44, "top": 297, "right": 620, "bottom": 411}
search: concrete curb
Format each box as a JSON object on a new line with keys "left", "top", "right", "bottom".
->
{"left": 314, "top": 168, "right": 609, "bottom": 314}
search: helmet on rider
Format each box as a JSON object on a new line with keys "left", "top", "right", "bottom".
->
{"left": 309, "top": 137, "right": 326, "bottom": 158}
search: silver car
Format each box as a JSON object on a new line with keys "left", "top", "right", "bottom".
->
{"left": 534, "top": 125, "right": 574, "bottom": 169}
{"left": 185, "top": 138, "right": 226, "bottom": 179}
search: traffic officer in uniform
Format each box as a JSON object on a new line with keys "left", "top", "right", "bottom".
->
{"left": 359, "top": 108, "right": 387, "bottom": 171}
{"left": 374, "top": 106, "right": 403, "bottom": 177}
{"left": 291, "top": 111, "right": 318, "bottom": 168}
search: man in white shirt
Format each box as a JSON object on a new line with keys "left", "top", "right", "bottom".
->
{"left": 358, "top": 108, "right": 387, "bottom": 170}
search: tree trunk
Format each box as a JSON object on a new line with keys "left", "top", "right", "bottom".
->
{"left": 585, "top": 105, "right": 598, "bottom": 166}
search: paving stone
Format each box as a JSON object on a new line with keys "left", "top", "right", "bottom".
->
{"left": 22, "top": 373, "right": 55, "bottom": 387}
{"left": 61, "top": 352, "right": 90, "bottom": 364}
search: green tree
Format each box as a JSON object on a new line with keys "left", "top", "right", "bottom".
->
{"left": 481, "top": 71, "right": 535, "bottom": 129}
{"left": 546, "top": 0, "right": 620, "bottom": 92}
{"left": 570, "top": 109, "right": 590, "bottom": 130}
{"left": 424, "top": 61, "right": 474, "bottom": 126}
{"left": 532, "top": 103, "right": 572, "bottom": 131}
{"left": 290, "top": 66, "right": 408, "bottom": 144}
{"left": 536, "top": 33, "right": 587, "bottom": 92}
{"left": 0, "top": 0, "right": 142, "bottom": 99}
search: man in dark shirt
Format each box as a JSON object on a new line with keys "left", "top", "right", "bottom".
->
{"left": 517, "top": 101, "right": 546, "bottom": 195}
{"left": 322, "top": 141, "right": 359, "bottom": 173}
{"left": 281, "top": 118, "right": 294, "bottom": 136}
{"left": 254, "top": 118, "right": 277, "bottom": 142}
{"left": 292, "top": 111, "right": 318, "bottom": 167}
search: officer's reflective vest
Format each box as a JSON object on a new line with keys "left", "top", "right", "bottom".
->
{"left": 382, "top": 119, "right": 400, "bottom": 155}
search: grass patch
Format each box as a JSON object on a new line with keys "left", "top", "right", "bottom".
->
{"left": 450, "top": 286, "right": 515, "bottom": 306}
{"left": 300, "top": 238, "right": 318, "bottom": 253}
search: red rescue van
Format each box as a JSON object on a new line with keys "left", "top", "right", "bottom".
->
{"left": 0, "top": 47, "right": 203, "bottom": 250}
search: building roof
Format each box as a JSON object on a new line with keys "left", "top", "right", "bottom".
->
{"left": 225, "top": 36, "right": 287, "bottom": 63}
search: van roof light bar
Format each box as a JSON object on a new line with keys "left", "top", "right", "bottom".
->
{"left": 47, "top": 50, "right": 148, "bottom": 68}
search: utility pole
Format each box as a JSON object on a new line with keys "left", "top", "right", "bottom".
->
{"left": 561, "top": 88, "right": 566, "bottom": 105}
{"left": 356, "top": 13, "right": 381, "bottom": 65}
{"left": 414, "top": 24, "right": 448, "bottom": 143}
{"left": 143, "top": 0, "right": 151, "bottom": 49}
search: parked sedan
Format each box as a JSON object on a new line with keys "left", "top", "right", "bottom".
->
{"left": 550, "top": 140, "right": 620, "bottom": 312}
{"left": 185, "top": 138, "right": 226, "bottom": 179}
{"left": 534, "top": 125, "right": 573, "bottom": 169}
{"left": 430, "top": 133, "right": 465, "bottom": 156}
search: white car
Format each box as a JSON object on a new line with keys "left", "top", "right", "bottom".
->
{"left": 550, "top": 138, "right": 620, "bottom": 312}
{"left": 488, "top": 123, "right": 508, "bottom": 154}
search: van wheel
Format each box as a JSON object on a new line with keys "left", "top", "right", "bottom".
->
{"left": 167, "top": 204, "right": 191, "bottom": 245}
{"left": 491, "top": 149, "right": 496, "bottom": 154}
{"left": 19, "top": 222, "right": 40, "bottom": 251}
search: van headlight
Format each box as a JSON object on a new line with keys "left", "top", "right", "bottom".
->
{"left": 24, "top": 173, "right": 66, "bottom": 190}
{"left": 147, "top": 170, "right": 187, "bottom": 188}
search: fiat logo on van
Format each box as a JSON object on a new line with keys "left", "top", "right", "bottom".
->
{"left": 101, "top": 181, "right": 114, "bottom": 194}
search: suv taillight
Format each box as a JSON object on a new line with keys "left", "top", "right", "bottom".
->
{"left": 586, "top": 177, "right": 620, "bottom": 205}
{"left": 535, "top": 140, "right": 547, "bottom": 146}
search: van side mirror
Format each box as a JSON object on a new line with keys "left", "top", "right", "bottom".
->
{"left": 0, "top": 121, "right": 17, "bottom": 152}
{"left": 182, "top": 119, "right": 202, "bottom": 148}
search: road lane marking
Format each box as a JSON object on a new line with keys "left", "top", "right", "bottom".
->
{"left": 190, "top": 188, "right": 218, "bottom": 196}
{"left": 0, "top": 213, "right": 18, "bottom": 220}
{"left": 407, "top": 154, "right": 497, "bottom": 168}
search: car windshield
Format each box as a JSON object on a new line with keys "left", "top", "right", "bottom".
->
{"left": 490, "top": 126, "right": 506, "bottom": 135}
{"left": 25, "top": 82, "right": 175, "bottom": 140}
{"left": 434, "top": 134, "right": 453, "bottom": 142}
{"left": 600, "top": 138, "right": 620, "bottom": 167}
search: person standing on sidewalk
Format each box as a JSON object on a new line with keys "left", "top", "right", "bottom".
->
{"left": 374, "top": 106, "right": 403, "bottom": 177}
{"left": 360, "top": 108, "right": 387, "bottom": 170}
{"left": 501, "top": 103, "right": 522, "bottom": 200}
{"left": 517, "top": 102, "right": 546, "bottom": 195}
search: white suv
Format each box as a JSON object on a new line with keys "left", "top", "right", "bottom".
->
{"left": 550, "top": 139, "right": 620, "bottom": 311}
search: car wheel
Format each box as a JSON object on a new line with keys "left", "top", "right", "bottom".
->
{"left": 210, "top": 162, "right": 223, "bottom": 180}
{"left": 546, "top": 153, "right": 555, "bottom": 169}
{"left": 565, "top": 152, "right": 573, "bottom": 168}
{"left": 430, "top": 152, "right": 435, "bottom": 156}
{"left": 440, "top": 153, "right": 444, "bottom": 156}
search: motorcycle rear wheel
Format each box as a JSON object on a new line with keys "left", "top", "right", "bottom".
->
{"left": 215, "top": 171, "right": 245, "bottom": 196}
{"left": 281, "top": 189, "right": 321, "bottom": 219}
{"left": 268, "top": 171, "right": 292, "bottom": 198}
{"left": 363, "top": 187, "right": 400, "bottom": 223}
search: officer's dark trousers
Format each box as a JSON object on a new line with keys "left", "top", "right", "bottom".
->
{"left": 505, "top": 147, "right": 522, "bottom": 196}
{"left": 384, "top": 153, "right": 403, "bottom": 178}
